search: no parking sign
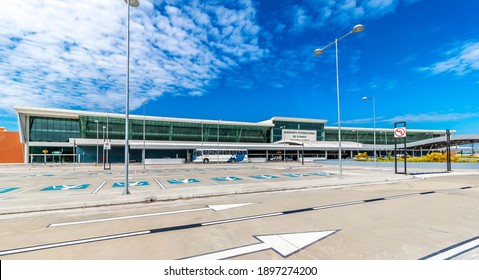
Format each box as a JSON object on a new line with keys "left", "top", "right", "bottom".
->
{"left": 394, "top": 127, "right": 407, "bottom": 138}
{"left": 394, "top": 122, "right": 407, "bottom": 175}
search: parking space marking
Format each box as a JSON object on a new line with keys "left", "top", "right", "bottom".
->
{"left": 167, "top": 178, "right": 200, "bottom": 184}
{"left": 310, "top": 172, "right": 333, "bottom": 176}
{"left": 41, "top": 184, "right": 91, "bottom": 191}
{"left": 112, "top": 181, "right": 150, "bottom": 188}
{"left": 59, "top": 172, "right": 82, "bottom": 177}
{"left": 92, "top": 181, "right": 108, "bottom": 194}
{"left": 198, "top": 177, "right": 222, "bottom": 186}
{"left": 211, "top": 176, "right": 242, "bottom": 182}
{"left": 282, "top": 173, "right": 310, "bottom": 178}
{"left": 250, "top": 175, "right": 279, "bottom": 180}
{"left": 0, "top": 184, "right": 44, "bottom": 200}
{"left": 23, "top": 173, "right": 54, "bottom": 178}
{"left": 0, "top": 187, "right": 19, "bottom": 194}
{"left": 154, "top": 179, "right": 166, "bottom": 190}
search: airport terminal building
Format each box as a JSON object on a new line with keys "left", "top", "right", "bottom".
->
{"left": 15, "top": 106, "right": 453, "bottom": 164}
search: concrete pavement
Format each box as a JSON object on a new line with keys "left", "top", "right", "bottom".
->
{"left": 0, "top": 161, "right": 476, "bottom": 215}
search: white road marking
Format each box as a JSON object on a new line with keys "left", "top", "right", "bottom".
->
{"left": 0, "top": 231, "right": 150, "bottom": 256}
{"left": 154, "top": 178, "right": 166, "bottom": 190}
{"left": 0, "top": 184, "right": 44, "bottom": 200}
{"left": 207, "top": 203, "right": 255, "bottom": 211}
{"left": 92, "top": 181, "right": 107, "bottom": 194}
{"left": 48, "top": 203, "right": 254, "bottom": 227}
{"left": 184, "top": 230, "right": 337, "bottom": 260}
{"left": 198, "top": 177, "right": 222, "bottom": 186}
{"left": 202, "top": 213, "right": 283, "bottom": 226}
{"left": 422, "top": 237, "right": 479, "bottom": 260}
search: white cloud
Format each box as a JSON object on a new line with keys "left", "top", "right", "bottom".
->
{"left": 343, "top": 111, "right": 479, "bottom": 126}
{"left": 290, "top": 5, "right": 312, "bottom": 33}
{"left": 420, "top": 41, "right": 479, "bottom": 75}
{"left": 385, "top": 112, "right": 479, "bottom": 124}
{"left": 0, "top": 0, "right": 267, "bottom": 114}
{"left": 278, "top": 0, "right": 400, "bottom": 33}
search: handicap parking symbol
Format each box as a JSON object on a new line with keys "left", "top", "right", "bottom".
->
{"left": 112, "top": 181, "right": 150, "bottom": 187}
{"left": 250, "top": 175, "right": 279, "bottom": 180}
{"left": 282, "top": 173, "right": 310, "bottom": 178}
{"left": 310, "top": 172, "right": 333, "bottom": 176}
{"left": 41, "top": 184, "right": 90, "bottom": 191}
{"left": 0, "top": 187, "right": 19, "bottom": 194}
{"left": 23, "top": 173, "right": 54, "bottom": 178}
{"left": 212, "top": 176, "right": 242, "bottom": 181}
{"left": 167, "top": 178, "right": 200, "bottom": 184}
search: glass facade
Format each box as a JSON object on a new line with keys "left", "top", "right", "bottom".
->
{"left": 27, "top": 114, "right": 443, "bottom": 147}
{"left": 22, "top": 109, "right": 450, "bottom": 163}
{"left": 29, "top": 117, "right": 80, "bottom": 142}
{"left": 76, "top": 116, "right": 270, "bottom": 143}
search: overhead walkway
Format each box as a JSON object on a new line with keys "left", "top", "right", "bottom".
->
{"left": 399, "top": 134, "right": 479, "bottom": 149}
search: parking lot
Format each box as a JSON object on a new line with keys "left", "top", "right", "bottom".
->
{"left": 1, "top": 161, "right": 478, "bottom": 261}
{"left": 0, "top": 162, "right": 347, "bottom": 213}
{"left": 2, "top": 162, "right": 476, "bottom": 215}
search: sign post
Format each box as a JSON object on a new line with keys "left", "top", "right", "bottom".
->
{"left": 446, "top": 130, "right": 452, "bottom": 172}
{"left": 394, "top": 122, "right": 407, "bottom": 174}
{"left": 103, "top": 139, "right": 111, "bottom": 170}
{"left": 42, "top": 149, "right": 48, "bottom": 164}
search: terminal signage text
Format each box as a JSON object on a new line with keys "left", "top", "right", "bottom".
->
{"left": 282, "top": 129, "right": 317, "bottom": 142}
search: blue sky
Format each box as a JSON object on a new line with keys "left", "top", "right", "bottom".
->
{"left": 1, "top": 0, "right": 478, "bottom": 134}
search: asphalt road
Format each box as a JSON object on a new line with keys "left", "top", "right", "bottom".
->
{"left": 0, "top": 163, "right": 477, "bottom": 260}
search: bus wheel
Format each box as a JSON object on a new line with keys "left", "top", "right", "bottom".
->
{"left": 203, "top": 158, "right": 209, "bottom": 164}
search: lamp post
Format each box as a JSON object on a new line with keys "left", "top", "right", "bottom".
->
{"left": 201, "top": 121, "right": 204, "bottom": 164}
{"left": 123, "top": 0, "right": 140, "bottom": 195}
{"left": 382, "top": 131, "right": 388, "bottom": 157}
{"left": 102, "top": 125, "right": 106, "bottom": 166}
{"left": 142, "top": 98, "right": 147, "bottom": 169}
{"left": 217, "top": 120, "right": 220, "bottom": 164}
{"left": 95, "top": 120, "right": 99, "bottom": 166}
{"left": 362, "top": 96, "right": 376, "bottom": 161}
{"left": 314, "top": 24, "right": 364, "bottom": 178}
{"left": 280, "top": 126, "right": 286, "bottom": 162}
{"left": 353, "top": 129, "right": 359, "bottom": 155}
{"left": 301, "top": 143, "right": 304, "bottom": 165}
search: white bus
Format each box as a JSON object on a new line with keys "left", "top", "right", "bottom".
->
{"left": 192, "top": 149, "right": 248, "bottom": 163}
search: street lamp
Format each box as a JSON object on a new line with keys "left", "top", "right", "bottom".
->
{"left": 102, "top": 125, "right": 106, "bottom": 166}
{"left": 314, "top": 24, "right": 364, "bottom": 177}
{"left": 142, "top": 98, "right": 147, "bottom": 169}
{"left": 381, "top": 131, "right": 388, "bottom": 157}
{"left": 123, "top": 0, "right": 140, "bottom": 195}
{"left": 201, "top": 121, "right": 204, "bottom": 164}
{"left": 353, "top": 130, "right": 359, "bottom": 155}
{"left": 362, "top": 96, "right": 376, "bottom": 161}
{"left": 280, "top": 126, "right": 286, "bottom": 162}
{"left": 217, "top": 120, "right": 220, "bottom": 164}
{"left": 95, "top": 120, "right": 99, "bottom": 166}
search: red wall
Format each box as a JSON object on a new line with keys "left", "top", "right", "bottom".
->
{"left": 0, "top": 131, "right": 24, "bottom": 163}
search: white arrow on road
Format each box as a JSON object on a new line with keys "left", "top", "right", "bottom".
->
{"left": 48, "top": 203, "right": 254, "bottom": 227}
{"left": 184, "top": 230, "right": 337, "bottom": 260}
